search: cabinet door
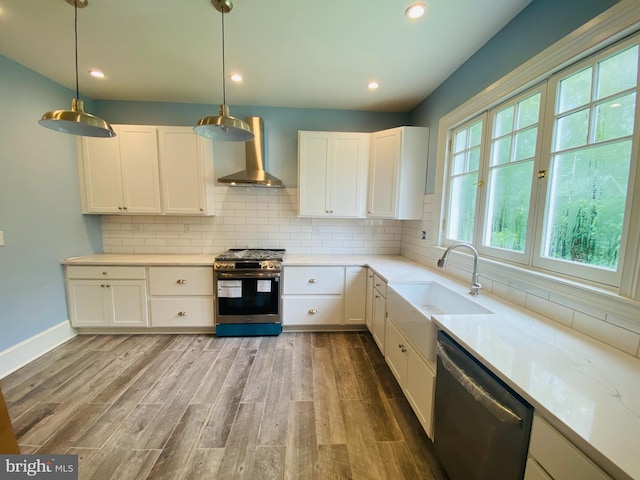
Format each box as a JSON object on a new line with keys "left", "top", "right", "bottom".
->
{"left": 108, "top": 280, "right": 149, "bottom": 327}
{"left": 405, "top": 346, "right": 436, "bottom": 439}
{"left": 298, "top": 132, "right": 331, "bottom": 216}
{"left": 368, "top": 128, "right": 401, "bottom": 218}
{"left": 345, "top": 266, "right": 366, "bottom": 324}
{"left": 330, "top": 134, "right": 368, "bottom": 217}
{"left": 372, "top": 289, "right": 386, "bottom": 354}
{"left": 118, "top": 125, "right": 161, "bottom": 214}
{"left": 67, "top": 280, "right": 111, "bottom": 327}
{"left": 385, "top": 320, "right": 407, "bottom": 385}
{"left": 365, "top": 269, "right": 375, "bottom": 330}
{"left": 79, "top": 136, "right": 123, "bottom": 213}
{"left": 158, "top": 127, "right": 214, "bottom": 215}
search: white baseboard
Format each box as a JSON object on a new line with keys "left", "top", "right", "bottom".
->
{"left": 0, "top": 321, "right": 77, "bottom": 379}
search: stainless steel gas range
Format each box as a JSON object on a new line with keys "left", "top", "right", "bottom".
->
{"left": 213, "top": 248, "right": 285, "bottom": 336}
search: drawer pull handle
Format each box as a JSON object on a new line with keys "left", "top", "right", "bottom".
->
{"left": 178, "top": 311, "right": 188, "bottom": 316}
{"left": 177, "top": 279, "right": 187, "bottom": 284}
{"left": 308, "top": 309, "right": 318, "bottom": 314}
{"left": 308, "top": 278, "right": 317, "bottom": 283}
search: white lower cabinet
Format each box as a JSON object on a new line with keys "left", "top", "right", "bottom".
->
{"left": 365, "top": 268, "right": 375, "bottom": 330}
{"left": 283, "top": 266, "right": 345, "bottom": 326}
{"left": 66, "top": 266, "right": 149, "bottom": 328}
{"left": 385, "top": 318, "right": 436, "bottom": 439}
{"left": 345, "top": 266, "right": 366, "bottom": 325}
{"left": 148, "top": 266, "right": 214, "bottom": 327}
{"left": 525, "top": 415, "right": 612, "bottom": 480}
{"left": 371, "top": 274, "right": 387, "bottom": 353}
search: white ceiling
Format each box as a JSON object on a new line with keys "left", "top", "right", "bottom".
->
{"left": 0, "top": 0, "right": 532, "bottom": 112}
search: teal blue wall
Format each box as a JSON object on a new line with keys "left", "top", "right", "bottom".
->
{"left": 410, "top": 0, "right": 621, "bottom": 193}
{"left": 0, "top": 56, "right": 102, "bottom": 352}
{"left": 93, "top": 101, "right": 409, "bottom": 187}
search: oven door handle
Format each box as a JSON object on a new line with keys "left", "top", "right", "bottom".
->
{"left": 436, "top": 341, "right": 522, "bottom": 426}
{"left": 216, "top": 271, "right": 280, "bottom": 279}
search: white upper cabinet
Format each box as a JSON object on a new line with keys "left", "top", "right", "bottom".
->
{"left": 367, "top": 126, "right": 428, "bottom": 220}
{"left": 78, "top": 124, "right": 215, "bottom": 215}
{"left": 157, "top": 127, "right": 215, "bottom": 215}
{"left": 298, "top": 131, "right": 369, "bottom": 218}
{"left": 79, "top": 125, "right": 161, "bottom": 214}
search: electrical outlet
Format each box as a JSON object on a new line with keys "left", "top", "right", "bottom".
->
{"left": 420, "top": 230, "right": 426, "bottom": 240}
{"left": 0, "top": 231, "right": 4, "bottom": 246}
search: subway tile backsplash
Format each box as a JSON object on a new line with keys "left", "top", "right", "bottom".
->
{"left": 101, "top": 186, "right": 402, "bottom": 255}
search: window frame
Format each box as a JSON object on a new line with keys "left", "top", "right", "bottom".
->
{"left": 476, "top": 84, "right": 548, "bottom": 265}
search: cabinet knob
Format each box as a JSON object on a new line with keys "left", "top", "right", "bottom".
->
{"left": 178, "top": 311, "right": 188, "bottom": 316}
{"left": 200, "top": 208, "right": 204, "bottom": 212}
{"left": 102, "top": 271, "right": 108, "bottom": 275}
{"left": 308, "top": 278, "right": 317, "bottom": 283}
{"left": 177, "top": 279, "right": 187, "bottom": 284}
{"left": 375, "top": 283, "right": 381, "bottom": 287}
{"left": 308, "top": 309, "right": 318, "bottom": 314}
{"left": 401, "top": 347, "right": 407, "bottom": 353}
{"left": 123, "top": 206, "right": 128, "bottom": 211}
{"left": 101, "top": 284, "right": 105, "bottom": 288}
{"left": 118, "top": 207, "right": 123, "bottom": 211}
{"left": 375, "top": 295, "right": 380, "bottom": 299}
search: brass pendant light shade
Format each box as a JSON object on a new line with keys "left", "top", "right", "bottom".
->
{"left": 40, "top": 98, "right": 115, "bottom": 137}
{"left": 194, "top": 104, "right": 254, "bottom": 141}
{"left": 39, "top": 0, "right": 115, "bottom": 138}
{"left": 194, "top": 0, "right": 254, "bottom": 142}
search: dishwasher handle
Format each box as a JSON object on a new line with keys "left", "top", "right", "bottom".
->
{"left": 436, "top": 341, "right": 522, "bottom": 426}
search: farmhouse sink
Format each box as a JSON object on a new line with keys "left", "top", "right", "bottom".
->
{"left": 389, "top": 281, "right": 492, "bottom": 317}
{"left": 386, "top": 282, "right": 492, "bottom": 365}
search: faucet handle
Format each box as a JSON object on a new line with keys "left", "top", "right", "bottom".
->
{"left": 469, "top": 282, "right": 482, "bottom": 296}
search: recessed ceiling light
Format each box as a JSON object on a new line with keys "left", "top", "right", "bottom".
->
{"left": 89, "top": 69, "right": 105, "bottom": 79}
{"left": 230, "top": 74, "right": 243, "bottom": 82}
{"left": 368, "top": 81, "right": 379, "bottom": 90}
{"left": 405, "top": 3, "right": 426, "bottom": 19}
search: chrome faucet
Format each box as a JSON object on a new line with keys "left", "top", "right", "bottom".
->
{"left": 437, "top": 242, "right": 482, "bottom": 295}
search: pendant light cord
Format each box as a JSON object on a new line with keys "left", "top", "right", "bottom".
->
{"left": 221, "top": 7, "right": 226, "bottom": 105}
{"left": 74, "top": 0, "right": 80, "bottom": 100}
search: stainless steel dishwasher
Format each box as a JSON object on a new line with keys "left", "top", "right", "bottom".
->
{"left": 434, "top": 331, "right": 533, "bottom": 480}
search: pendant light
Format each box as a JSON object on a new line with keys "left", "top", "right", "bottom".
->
{"left": 39, "top": 0, "right": 115, "bottom": 138}
{"left": 194, "top": 0, "right": 254, "bottom": 142}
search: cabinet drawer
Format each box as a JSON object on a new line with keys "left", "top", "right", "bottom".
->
{"left": 284, "top": 266, "right": 344, "bottom": 295}
{"left": 149, "top": 267, "right": 213, "bottom": 295}
{"left": 373, "top": 273, "right": 387, "bottom": 298}
{"left": 150, "top": 297, "right": 214, "bottom": 327}
{"left": 283, "top": 295, "right": 344, "bottom": 325}
{"left": 66, "top": 266, "right": 146, "bottom": 280}
{"left": 529, "top": 415, "right": 611, "bottom": 480}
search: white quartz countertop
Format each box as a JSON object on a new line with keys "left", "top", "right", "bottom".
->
{"left": 63, "top": 254, "right": 219, "bottom": 266}
{"left": 63, "top": 253, "right": 640, "bottom": 479}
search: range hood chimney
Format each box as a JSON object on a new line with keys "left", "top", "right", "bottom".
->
{"left": 217, "top": 116, "right": 284, "bottom": 187}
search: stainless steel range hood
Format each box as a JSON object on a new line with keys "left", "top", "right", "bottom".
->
{"left": 217, "top": 116, "right": 284, "bottom": 187}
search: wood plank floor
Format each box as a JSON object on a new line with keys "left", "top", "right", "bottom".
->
{"left": 1, "top": 332, "right": 448, "bottom": 480}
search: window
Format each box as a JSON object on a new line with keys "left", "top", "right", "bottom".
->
{"left": 443, "top": 35, "right": 640, "bottom": 287}
{"left": 482, "top": 89, "right": 544, "bottom": 263}
{"left": 446, "top": 117, "right": 485, "bottom": 243}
